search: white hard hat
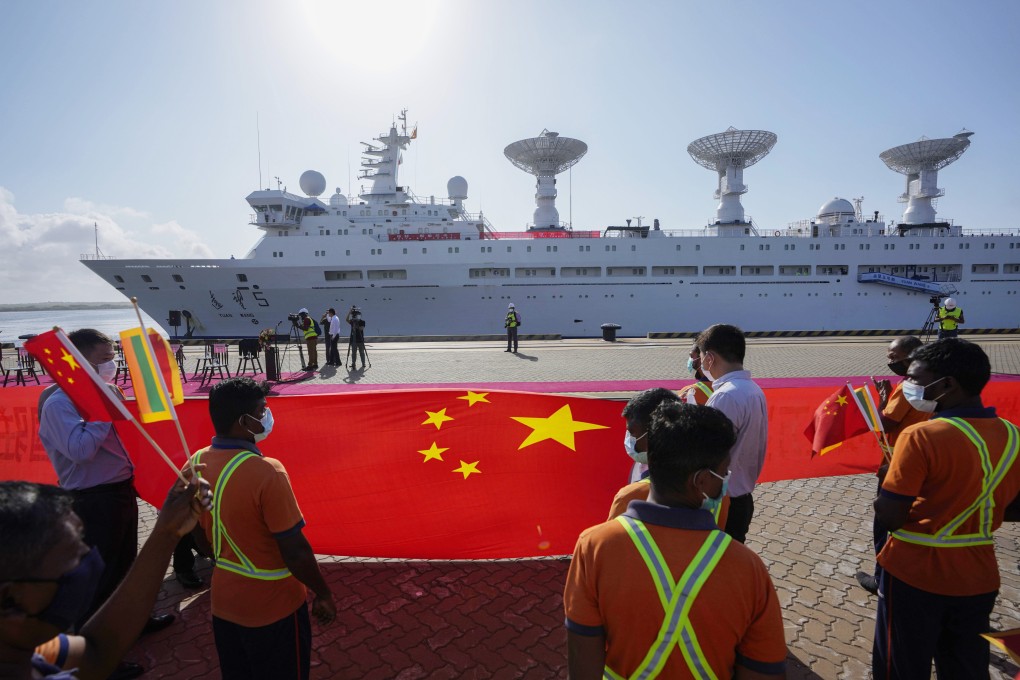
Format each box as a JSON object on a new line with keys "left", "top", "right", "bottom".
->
{"left": 508, "top": 303, "right": 515, "bottom": 308}
{"left": 299, "top": 307, "right": 309, "bottom": 314}
{"left": 944, "top": 298, "right": 957, "bottom": 310}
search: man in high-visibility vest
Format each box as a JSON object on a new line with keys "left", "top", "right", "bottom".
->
{"left": 678, "top": 344, "right": 714, "bottom": 405}
{"left": 873, "top": 338, "right": 1020, "bottom": 679}
{"left": 565, "top": 402, "right": 787, "bottom": 679}
{"left": 504, "top": 303, "right": 521, "bottom": 353}
{"left": 856, "top": 335, "right": 929, "bottom": 595}
{"left": 190, "top": 377, "right": 335, "bottom": 680}
{"left": 298, "top": 308, "right": 319, "bottom": 371}
{"left": 936, "top": 297, "right": 964, "bottom": 339}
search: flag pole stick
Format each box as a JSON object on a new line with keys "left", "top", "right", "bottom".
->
{"left": 848, "top": 382, "right": 888, "bottom": 460}
{"left": 130, "top": 298, "right": 192, "bottom": 468}
{"left": 863, "top": 380, "right": 893, "bottom": 464}
{"left": 127, "top": 417, "right": 188, "bottom": 484}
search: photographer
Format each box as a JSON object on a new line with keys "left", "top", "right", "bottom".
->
{"left": 345, "top": 306, "right": 367, "bottom": 370}
{"left": 937, "top": 297, "right": 964, "bottom": 339}
{"left": 296, "top": 308, "right": 319, "bottom": 371}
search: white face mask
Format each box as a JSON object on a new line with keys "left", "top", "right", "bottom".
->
{"left": 243, "top": 408, "right": 274, "bottom": 442}
{"left": 624, "top": 431, "right": 647, "bottom": 464}
{"left": 701, "top": 352, "right": 715, "bottom": 382}
{"left": 901, "top": 377, "right": 947, "bottom": 413}
{"left": 96, "top": 360, "right": 117, "bottom": 382}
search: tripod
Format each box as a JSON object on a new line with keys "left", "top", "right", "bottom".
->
{"left": 274, "top": 320, "right": 305, "bottom": 374}
{"left": 921, "top": 304, "right": 941, "bottom": 343}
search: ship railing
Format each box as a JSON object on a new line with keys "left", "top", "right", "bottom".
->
{"left": 80, "top": 253, "right": 117, "bottom": 261}
{"left": 482, "top": 229, "right": 603, "bottom": 240}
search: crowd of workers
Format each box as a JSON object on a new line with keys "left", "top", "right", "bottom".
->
{"left": 0, "top": 320, "right": 1016, "bottom": 679}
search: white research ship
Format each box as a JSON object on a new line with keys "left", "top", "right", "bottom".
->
{"left": 82, "top": 112, "right": 1020, "bottom": 339}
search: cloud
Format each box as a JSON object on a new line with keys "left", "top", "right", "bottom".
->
{"left": 0, "top": 187, "right": 215, "bottom": 303}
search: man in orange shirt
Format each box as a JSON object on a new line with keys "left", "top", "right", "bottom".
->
{"left": 873, "top": 339, "right": 1020, "bottom": 679}
{"left": 678, "top": 344, "right": 714, "bottom": 406}
{"left": 565, "top": 402, "right": 787, "bottom": 679}
{"left": 190, "top": 377, "right": 335, "bottom": 680}
{"left": 856, "top": 335, "right": 929, "bottom": 595}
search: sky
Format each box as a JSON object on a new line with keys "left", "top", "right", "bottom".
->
{"left": 2, "top": 0, "right": 1019, "bottom": 303}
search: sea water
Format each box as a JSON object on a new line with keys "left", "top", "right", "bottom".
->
{"left": 0, "top": 309, "right": 168, "bottom": 345}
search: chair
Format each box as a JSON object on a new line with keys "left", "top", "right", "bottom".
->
{"left": 199, "top": 343, "right": 231, "bottom": 386}
{"left": 113, "top": 342, "right": 131, "bottom": 385}
{"left": 235, "top": 339, "right": 263, "bottom": 376}
{"left": 2, "top": 348, "right": 41, "bottom": 387}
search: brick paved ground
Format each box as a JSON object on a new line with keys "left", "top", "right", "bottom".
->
{"left": 128, "top": 335, "right": 1020, "bottom": 678}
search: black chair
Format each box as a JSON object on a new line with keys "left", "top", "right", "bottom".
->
{"left": 113, "top": 342, "right": 131, "bottom": 385}
{"left": 235, "top": 339, "right": 263, "bottom": 376}
{"left": 198, "top": 343, "right": 231, "bottom": 386}
{"left": 2, "top": 348, "right": 41, "bottom": 387}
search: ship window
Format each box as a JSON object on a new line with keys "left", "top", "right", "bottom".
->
{"left": 236, "top": 274, "right": 248, "bottom": 282}
{"left": 422, "top": 248, "right": 427, "bottom": 254}
{"left": 631, "top": 245, "right": 636, "bottom": 252}
{"left": 676, "top": 245, "right": 681, "bottom": 251}
{"left": 695, "top": 245, "right": 701, "bottom": 251}
{"left": 402, "top": 248, "right": 407, "bottom": 254}
{"left": 507, "top": 247, "right": 512, "bottom": 252}
{"left": 740, "top": 245, "right": 745, "bottom": 251}
{"left": 345, "top": 250, "right": 350, "bottom": 256}
{"left": 759, "top": 245, "right": 764, "bottom": 251}
{"left": 141, "top": 275, "right": 152, "bottom": 282}
{"left": 527, "top": 246, "right": 532, "bottom": 252}
{"left": 362, "top": 229, "right": 367, "bottom": 235}
{"left": 324, "top": 270, "right": 363, "bottom": 281}
{"left": 114, "top": 275, "right": 124, "bottom": 283}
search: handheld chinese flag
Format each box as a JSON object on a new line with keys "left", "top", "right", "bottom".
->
{"left": 25, "top": 329, "right": 132, "bottom": 422}
{"left": 982, "top": 628, "right": 1020, "bottom": 666}
{"left": 803, "top": 384, "right": 870, "bottom": 456}
{"left": 119, "top": 328, "right": 183, "bottom": 423}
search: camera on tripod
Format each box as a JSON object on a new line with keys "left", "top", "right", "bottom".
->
{"left": 287, "top": 313, "right": 302, "bottom": 325}
{"left": 928, "top": 294, "right": 945, "bottom": 307}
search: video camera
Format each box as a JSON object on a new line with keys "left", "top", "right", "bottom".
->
{"left": 287, "top": 313, "right": 302, "bottom": 324}
{"left": 928, "top": 294, "right": 946, "bottom": 306}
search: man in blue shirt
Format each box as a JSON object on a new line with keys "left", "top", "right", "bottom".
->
{"left": 37, "top": 329, "right": 174, "bottom": 667}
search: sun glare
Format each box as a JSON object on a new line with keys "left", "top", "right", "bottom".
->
{"left": 298, "top": 0, "right": 442, "bottom": 73}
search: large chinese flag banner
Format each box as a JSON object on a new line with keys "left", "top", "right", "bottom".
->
{"left": 4, "top": 383, "right": 1019, "bottom": 557}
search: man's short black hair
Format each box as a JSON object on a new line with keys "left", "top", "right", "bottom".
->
{"left": 0, "top": 482, "right": 74, "bottom": 579}
{"left": 67, "top": 328, "right": 113, "bottom": 354}
{"left": 621, "top": 388, "right": 679, "bottom": 426}
{"left": 328, "top": 308, "right": 336, "bottom": 314}
{"left": 696, "top": 324, "right": 746, "bottom": 364}
{"left": 646, "top": 403, "right": 735, "bottom": 496}
{"left": 909, "top": 338, "right": 991, "bottom": 396}
{"left": 892, "top": 335, "right": 923, "bottom": 354}
{"left": 208, "top": 377, "right": 270, "bottom": 435}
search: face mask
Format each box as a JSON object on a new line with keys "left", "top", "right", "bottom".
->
{"left": 26, "top": 547, "right": 105, "bottom": 631}
{"left": 901, "top": 377, "right": 947, "bottom": 413}
{"left": 95, "top": 360, "right": 117, "bottom": 382}
{"left": 244, "top": 408, "right": 274, "bottom": 442}
{"left": 624, "top": 431, "right": 647, "bottom": 464}
{"left": 699, "top": 469, "right": 730, "bottom": 514}
{"left": 701, "top": 353, "right": 715, "bottom": 382}
{"left": 685, "top": 357, "right": 697, "bottom": 376}
{"left": 887, "top": 360, "right": 908, "bottom": 377}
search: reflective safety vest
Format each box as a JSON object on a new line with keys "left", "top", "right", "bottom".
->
{"left": 605, "top": 516, "right": 732, "bottom": 680}
{"left": 192, "top": 449, "right": 293, "bottom": 581}
{"left": 303, "top": 317, "right": 318, "bottom": 339}
{"left": 938, "top": 307, "right": 962, "bottom": 330}
{"left": 505, "top": 311, "right": 519, "bottom": 328}
{"left": 891, "top": 418, "right": 1019, "bottom": 548}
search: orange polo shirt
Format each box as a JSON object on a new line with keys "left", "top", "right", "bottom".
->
{"left": 565, "top": 502, "right": 787, "bottom": 678}
{"left": 193, "top": 438, "right": 308, "bottom": 627}
{"left": 879, "top": 408, "right": 1020, "bottom": 596}
{"left": 882, "top": 382, "right": 930, "bottom": 447}
{"left": 607, "top": 478, "right": 730, "bottom": 529}
{"left": 678, "top": 381, "right": 713, "bottom": 405}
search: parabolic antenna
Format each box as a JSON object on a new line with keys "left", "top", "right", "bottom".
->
{"left": 687, "top": 127, "right": 777, "bottom": 224}
{"left": 879, "top": 131, "right": 973, "bottom": 225}
{"left": 504, "top": 130, "right": 588, "bottom": 228}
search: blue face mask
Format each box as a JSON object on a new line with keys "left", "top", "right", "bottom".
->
{"left": 685, "top": 357, "right": 697, "bottom": 376}
{"left": 23, "top": 546, "right": 105, "bottom": 631}
{"left": 699, "top": 469, "right": 730, "bottom": 514}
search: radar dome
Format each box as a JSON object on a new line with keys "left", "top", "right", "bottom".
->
{"left": 817, "top": 198, "right": 856, "bottom": 220}
{"left": 447, "top": 176, "right": 468, "bottom": 200}
{"left": 299, "top": 170, "right": 327, "bottom": 197}
{"left": 329, "top": 188, "right": 348, "bottom": 208}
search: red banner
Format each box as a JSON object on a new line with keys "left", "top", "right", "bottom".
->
{"left": 4, "top": 383, "right": 1020, "bottom": 558}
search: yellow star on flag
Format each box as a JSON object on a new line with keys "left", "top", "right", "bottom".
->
{"left": 836, "top": 395, "right": 848, "bottom": 406}
{"left": 43, "top": 348, "right": 55, "bottom": 365}
{"left": 512, "top": 404, "right": 609, "bottom": 451}
{"left": 60, "top": 349, "right": 80, "bottom": 372}
{"left": 453, "top": 460, "right": 481, "bottom": 479}
{"left": 418, "top": 442, "right": 447, "bottom": 462}
{"left": 457, "top": 391, "right": 490, "bottom": 407}
{"left": 422, "top": 408, "right": 454, "bottom": 430}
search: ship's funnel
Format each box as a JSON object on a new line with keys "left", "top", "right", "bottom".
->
{"left": 687, "top": 127, "right": 777, "bottom": 224}
{"left": 504, "top": 130, "right": 587, "bottom": 228}
{"left": 879, "top": 131, "right": 973, "bottom": 225}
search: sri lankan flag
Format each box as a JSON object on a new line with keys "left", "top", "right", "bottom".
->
{"left": 119, "top": 328, "right": 183, "bottom": 423}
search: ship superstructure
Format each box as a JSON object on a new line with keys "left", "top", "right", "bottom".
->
{"left": 81, "top": 115, "right": 1020, "bottom": 339}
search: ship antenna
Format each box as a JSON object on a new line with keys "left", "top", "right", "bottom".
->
{"left": 94, "top": 221, "right": 104, "bottom": 258}
{"left": 257, "top": 112, "right": 263, "bottom": 189}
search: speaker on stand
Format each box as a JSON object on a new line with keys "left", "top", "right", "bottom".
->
{"left": 168, "top": 310, "right": 182, "bottom": 339}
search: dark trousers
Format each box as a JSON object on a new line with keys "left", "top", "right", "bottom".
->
{"left": 872, "top": 475, "right": 888, "bottom": 581}
{"left": 348, "top": 336, "right": 366, "bottom": 367}
{"left": 506, "top": 327, "right": 518, "bottom": 352}
{"left": 71, "top": 479, "right": 138, "bottom": 626}
{"left": 323, "top": 333, "right": 335, "bottom": 365}
{"left": 327, "top": 334, "right": 341, "bottom": 365}
{"left": 937, "top": 328, "right": 959, "bottom": 340}
{"left": 724, "top": 492, "right": 754, "bottom": 543}
{"left": 213, "top": 602, "right": 311, "bottom": 680}
{"left": 173, "top": 534, "right": 199, "bottom": 573}
{"left": 873, "top": 570, "right": 996, "bottom": 680}
{"left": 304, "top": 337, "right": 318, "bottom": 368}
